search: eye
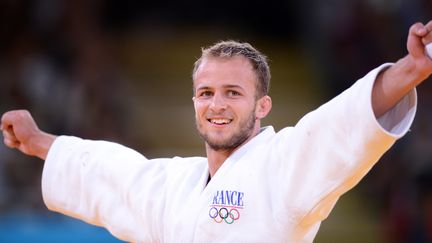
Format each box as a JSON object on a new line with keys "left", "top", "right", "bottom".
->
{"left": 199, "top": 91, "right": 213, "bottom": 97}
{"left": 227, "top": 90, "right": 241, "bottom": 97}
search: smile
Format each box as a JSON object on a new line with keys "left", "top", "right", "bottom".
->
{"left": 208, "top": 118, "right": 232, "bottom": 125}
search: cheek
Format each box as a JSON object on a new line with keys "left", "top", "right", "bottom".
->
{"left": 239, "top": 101, "right": 257, "bottom": 115}
{"left": 193, "top": 101, "right": 206, "bottom": 117}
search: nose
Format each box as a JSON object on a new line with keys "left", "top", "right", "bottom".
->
{"left": 209, "top": 93, "right": 227, "bottom": 112}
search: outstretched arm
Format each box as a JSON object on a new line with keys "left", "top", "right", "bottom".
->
{"left": 373, "top": 21, "right": 432, "bottom": 117}
{"left": 1, "top": 110, "right": 56, "bottom": 160}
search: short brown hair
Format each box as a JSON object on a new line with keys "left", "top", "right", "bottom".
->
{"left": 192, "top": 40, "right": 271, "bottom": 98}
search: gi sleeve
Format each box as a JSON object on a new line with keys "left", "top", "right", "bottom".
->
{"left": 273, "top": 63, "right": 417, "bottom": 239}
{"left": 42, "top": 136, "right": 168, "bottom": 243}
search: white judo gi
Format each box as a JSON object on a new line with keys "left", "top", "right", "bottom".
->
{"left": 42, "top": 64, "right": 417, "bottom": 242}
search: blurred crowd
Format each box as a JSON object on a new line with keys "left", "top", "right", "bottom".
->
{"left": 0, "top": 0, "right": 432, "bottom": 242}
{"left": 0, "top": 0, "right": 132, "bottom": 214}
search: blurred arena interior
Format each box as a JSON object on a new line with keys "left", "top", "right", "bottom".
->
{"left": 0, "top": 0, "right": 432, "bottom": 242}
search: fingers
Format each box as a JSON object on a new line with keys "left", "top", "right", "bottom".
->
{"left": 407, "top": 21, "right": 432, "bottom": 59}
{"left": 426, "top": 20, "right": 432, "bottom": 32}
{"left": 1, "top": 109, "right": 32, "bottom": 131}
{"left": 3, "top": 137, "right": 20, "bottom": 149}
{"left": 2, "top": 125, "right": 20, "bottom": 149}
{"left": 1, "top": 110, "right": 26, "bottom": 124}
{"left": 1, "top": 110, "right": 30, "bottom": 148}
{"left": 409, "top": 21, "right": 432, "bottom": 41}
{"left": 410, "top": 22, "right": 427, "bottom": 36}
{"left": 422, "top": 20, "right": 432, "bottom": 46}
{"left": 1, "top": 110, "right": 16, "bottom": 130}
{"left": 407, "top": 23, "right": 426, "bottom": 58}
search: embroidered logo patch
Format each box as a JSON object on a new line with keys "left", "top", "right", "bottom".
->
{"left": 209, "top": 190, "right": 244, "bottom": 224}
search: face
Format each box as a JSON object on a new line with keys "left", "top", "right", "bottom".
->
{"left": 193, "top": 56, "right": 267, "bottom": 152}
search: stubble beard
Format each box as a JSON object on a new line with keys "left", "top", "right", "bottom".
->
{"left": 196, "top": 110, "right": 257, "bottom": 152}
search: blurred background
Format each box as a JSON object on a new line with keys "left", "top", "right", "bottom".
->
{"left": 0, "top": 0, "right": 432, "bottom": 242}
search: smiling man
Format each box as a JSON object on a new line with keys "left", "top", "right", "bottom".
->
{"left": 193, "top": 50, "right": 272, "bottom": 176}
{"left": 2, "top": 21, "right": 432, "bottom": 242}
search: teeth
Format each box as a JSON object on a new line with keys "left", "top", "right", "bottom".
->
{"left": 210, "top": 118, "right": 231, "bottom": 124}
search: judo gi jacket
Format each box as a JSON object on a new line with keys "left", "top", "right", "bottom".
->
{"left": 42, "top": 64, "right": 417, "bottom": 242}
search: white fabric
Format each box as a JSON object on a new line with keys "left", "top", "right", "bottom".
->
{"left": 42, "top": 63, "right": 417, "bottom": 243}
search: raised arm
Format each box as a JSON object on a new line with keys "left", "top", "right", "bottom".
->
{"left": 373, "top": 21, "right": 432, "bottom": 117}
{"left": 1, "top": 110, "right": 56, "bottom": 160}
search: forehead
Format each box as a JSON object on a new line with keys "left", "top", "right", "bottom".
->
{"left": 193, "top": 56, "right": 257, "bottom": 90}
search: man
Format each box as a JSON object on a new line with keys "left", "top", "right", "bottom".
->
{"left": 1, "top": 21, "right": 432, "bottom": 242}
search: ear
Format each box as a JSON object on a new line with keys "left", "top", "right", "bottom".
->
{"left": 255, "top": 95, "right": 272, "bottom": 120}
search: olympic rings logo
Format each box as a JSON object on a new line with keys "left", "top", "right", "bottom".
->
{"left": 208, "top": 206, "right": 241, "bottom": 224}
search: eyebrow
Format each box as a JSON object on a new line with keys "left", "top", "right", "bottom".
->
{"left": 196, "top": 84, "right": 245, "bottom": 91}
{"left": 223, "top": 84, "right": 244, "bottom": 90}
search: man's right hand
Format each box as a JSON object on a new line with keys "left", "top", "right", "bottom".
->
{"left": 1, "top": 110, "right": 56, "bottom": 160}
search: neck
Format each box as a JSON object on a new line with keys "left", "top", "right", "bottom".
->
{"left": 206, "top": 123, "right": 262, "bottom": 177}
{"left": 206, "top": 146, "right": 234, "bottom": 178}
